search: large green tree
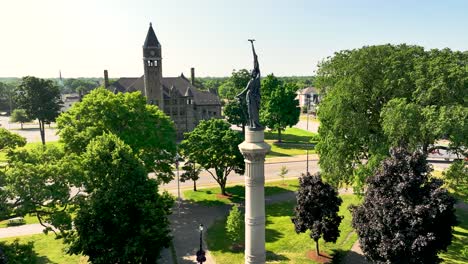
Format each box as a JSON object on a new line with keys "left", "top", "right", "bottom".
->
{"left": 180, "top": 119, "right": 244, "bottom": 195}
{"left": 57, "top": 88, "right": 176, "bottom": 183}
{"left": 14, "top": 76, "right": 62, "bottom": 145}
{"left": 0, "top": 82, "right": 16, "bottom": 113}
{"left": 5, "top": 144, "right": 81, "bottom": 234}
{"left": 315, "top": 45, "right": 468, "bottom": 187}
{"left": 223, "top": 99, "right": 248, "bottom": 134}
{"left": 218, "top": 69, "right": 250, "bottom": 100}
{"left": 260, "top": 74, "right": 300, "bottom": 142}
{"left": 67, "top": 133, "right": 173, "bottom": 263}
{"left": 10, "top": 109, "right": 32, "bottom": 130}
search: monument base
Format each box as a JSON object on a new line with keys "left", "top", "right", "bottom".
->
{"left": 238, "top": 128, "right": 271, "bottom": 264}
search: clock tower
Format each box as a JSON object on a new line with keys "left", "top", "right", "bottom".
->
{"left": 143, "top": 23, "right": 163, "bottom": 108}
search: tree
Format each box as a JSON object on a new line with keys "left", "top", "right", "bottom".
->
{"left": 5, "top": 144, "right": 81, "bottom": 234}
{"left": 315, "top": 45, "right": 468, "bottom": 187}
{"left": 180, "top": 119, "right": 244, "bottom": 195}
{"left": 291, "top": 173, "right": 343, "bottom": 256}
{"left": 260, "top": 75, "right": 300, "bottom": 143}
{"left": 218, "top": 69, "right": 250, "bottom": 100}
{"left": 9, "top": 109, "right": 32, "bottom": 130}
{"left": 57, "top": 88, "right": 176, "bottom": 183}
{"left": 14, "top": 76, "right": 62, "bottom": 145}
{"left": 443, "top": 160, "right": 468, "bottom": 197}
{"left": 0, "top": 82, "right": 16, "bottom": 114}
{"left": 226, "top": 205, "right": 244, "bottom": 247}
{"left": 0, "top": 128, "right": 26, "bottom": 150}
{"left": 224, "top": 100, "right": 248, "bottom": 134}
{"left": 351, "top": 148, "right": 458, "bottom": 263}
{"left": 67, "top": 133, "right": 173, "bottom": 263}
{"left": 278, "top": 166, "right": 288, "bottom": 185}
{"left": 180, "top": 160, "right": 202, "bottom": 191}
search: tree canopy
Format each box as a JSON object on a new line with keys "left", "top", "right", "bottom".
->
{"left": 67, "top": 133, "right": 173, "bottom": 263}
{"left": 291, "top": 173, "right": 342, "bottom": 256}
{"left": 57, "top": 88, "right": 176, "bottom": 183}
{"left": 218, "top": 69, "right": 250, "bottom": 100}
{"left": 15, "top": 76, "right": 62, "bottom": 145}
{"left": 351, "top": 148, "right": 457, "bottom": 263}
{"left": 223, "top": 99, "right": 248, "bottom": 134}
{"left": 0, "top": 128, "right": 26, "bottom": 151}
{"left": 260, "top": 74, "right": 300, "bottom": 142}
{"left": 315, "top": 44, "right": 468, "bottom": 186}
{"left": 180, "top": 119, "right": 244, "bottom": 195}
{"left": 10, "top": 109, "right": 32, "bottom": 129}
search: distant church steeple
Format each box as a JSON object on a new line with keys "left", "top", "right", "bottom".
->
{"left": 143, "top": 22, "right": 163, "bottom": 108}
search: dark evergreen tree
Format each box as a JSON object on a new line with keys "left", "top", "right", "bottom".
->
{"left": 351, "top": 148, "right": 458, "bottom": 263}
{"left": 291, "top": 173, "right": 343, "bottom": 256}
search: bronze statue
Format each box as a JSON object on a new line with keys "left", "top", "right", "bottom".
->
{"left": 237, "top": 40, "right": 263, "bottom": 130}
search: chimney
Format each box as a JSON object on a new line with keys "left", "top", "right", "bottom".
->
{"left": 104, "top": 70, "right": 109, "bottom": 88}
{"left": 190, "top": 67, "right": 195, "bottom": 86}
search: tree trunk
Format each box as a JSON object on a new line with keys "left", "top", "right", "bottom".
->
{"left": 315, "top": 239, "right": 320, "bottom": 256}
{"left": 39, "top": 120, "right": 46, "bottom": 145}
{"left": 193, "top": 180, "right": 197, "bottom": 192}
{"left": 277, "top": 128, "right": 282, "bottom": 143}
{"left": 242, "top": 124, "right": 245, "bottom": 135}
{"left": 220, "top": 179, "right": 227, "bottom": 196}
{"left": 20, "top": 122, "right": 23, "bottom": 130}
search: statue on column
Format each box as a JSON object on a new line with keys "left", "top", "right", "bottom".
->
{"left": 237, "top": 40, "right": 263, "bottom": 131}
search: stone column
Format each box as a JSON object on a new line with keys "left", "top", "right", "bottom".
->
{"left": 238, "top": 128, "right": 271, "bottom": 264}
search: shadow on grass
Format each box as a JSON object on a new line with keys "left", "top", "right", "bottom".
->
{"left": 266, "top": 250, "right": 289, "bottom": 262}
{"left": 440, "top": 208, "right": 468, "bottom": 263}
{"left": 185, "top": 185, "right": 296, "bottom": 207}
{"left": 266, "top": 201, "right": 295, "bottom": 217}
{"left": 0, "top": 240, "right": 58, "bottom": 264}
{"left": 265, "top": 228, "right": 283, "bottom": 243}
{"left": 332, "top": 249, "right": 368, "bottom": 264}
{"left": 264, "top": 129, "right": 316, "bottom": 144}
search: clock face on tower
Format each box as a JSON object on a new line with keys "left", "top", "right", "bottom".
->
{"left": 150, "top": 50, "right": 155, "bottom": 56}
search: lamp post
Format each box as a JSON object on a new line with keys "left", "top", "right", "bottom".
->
{"left": 175, "top": 153, "right": 181, "bottom": 214}
{"left": 196, "top": 224, "right": 206, "bottom": 264}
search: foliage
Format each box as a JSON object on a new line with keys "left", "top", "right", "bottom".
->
{"left": 351, "top": 148, "right": 458, "bottom": 263}
{"left": 291, "top": 173, "right": 343, "bottom": 256}
{"left": 260, "top": 75, "right": 300, "bottom": 143}
{"left": 14, "top": 76, "right": 62, "bottom": 145}
{"left": 57, "top": 88, "right": 176, "bottom": 183}
{"left": 278, "top": 166, "right": 288, "bottom": 184}
{"left": 0, "top": 128, "right": 26, "bottom": 150}
{"left": 10, "top": 109, "right": 32, "bottom": 129}
{"left": 0, "top": 82, "right": 16, "bottom": 113}
{"left": 67, "top": 133, "right": 173, "bottom": 264}
{"left": 180, "top": 160, "right": 202, "bottom": 191}
{"left": 218, "top": 69, "right": 250, "bottom": 100}
{"left": 180, "top": 119, "right": 244, "bottom": 195}
{"left": 62, "top": 78, "right": 99, "bottom": 94}
{"left": 315, "top": 44, "right": 468, "bottom": 186}
{"left": 5, "top": 144, "right": 80, "bottom": 234}
{"left": 225, "top": 205, "right": 244, "bottom": 245}
{"left": 223, "top": 100, "right": 248, "bottom": 133}
{"left": 443, "top": 160, "right": 468, "bottom": 199}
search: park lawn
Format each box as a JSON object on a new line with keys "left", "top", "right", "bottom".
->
{"left": 0, "top": 214, "right": 39, "bottom": 228}
{"left": 183, "top": 178, "right": 299, "bottom": 206}
{"left": 207, "top": 194, "right": 361, "bottom": 264}
{"left": 439, "top": 208, "right": 468, "bottom": 263}
{"left": 264, "top": 127, "right": 317, "bottom": 158}
{"left": 0, "top": 234, "right": 88, "bottom": 264}
{"left": 432, "top": 170, "right": 468, "bottom": 203}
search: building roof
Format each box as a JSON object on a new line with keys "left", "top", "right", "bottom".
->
{"left": 109, "top": 75, "right": 220, "bottom": 106}
{"left": 298, "top": 87, "right": 318, "bottom": 95}
{"left": 144, "top": 23, "right": 160, "bottom": 48}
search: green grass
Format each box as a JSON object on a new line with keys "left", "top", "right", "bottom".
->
{"left": 264, "top": 127, "right": 318, "bottom": 158}
{"left": 0, "top": 214, "right": 39, "bottom": 228}
{"left": 0, "top": 234, "right": 88, "bottom": 263}
{"left": 207, "top": 194, "right": 361, "bottom": 264}
{"left": 183, "top": 179, "right": 299, "bottom": 206}
{"left": 440, "top": 208, "right": 468, "bottom": 263}
{"left": 0, "top": 141, "right": 61, "bottom": 163}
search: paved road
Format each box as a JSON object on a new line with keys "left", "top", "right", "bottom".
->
{"left": 0, "top": 116, "right": 59, "bottom": 143}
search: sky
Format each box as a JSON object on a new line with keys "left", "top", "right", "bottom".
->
{"left": 1, "top": 0, "right": 467, "bottom": 78}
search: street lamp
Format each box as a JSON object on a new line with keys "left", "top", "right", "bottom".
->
{"left": 196, "top": 224, "right": 206, "bottom": 264}
{"left": 175, "top": 153, "right": 181, "bottom": 214}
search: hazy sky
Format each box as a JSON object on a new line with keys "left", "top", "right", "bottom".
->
{"left": 1, "top": 0, "right": 467, "bottom": 78}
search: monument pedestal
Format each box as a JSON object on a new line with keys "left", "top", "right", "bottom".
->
{"left": 238, "top": 128, "right": 271, "bottom": 264}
